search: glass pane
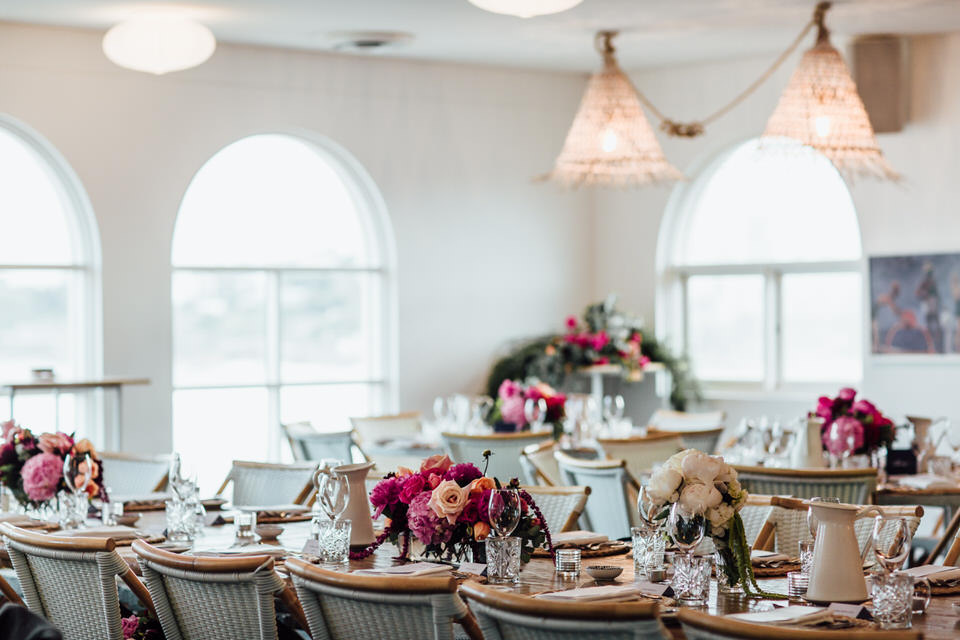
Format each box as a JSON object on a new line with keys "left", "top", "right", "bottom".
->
{"left": 782, "top": 272, "right": 862, "bottom": 382}
{"left": 281, "top": 273, "right": 380, "bottom": 383}
{"left": 173, "top": 388, "right": 269, "bottom": 495}
{"left": 0, "top": 270, "right": 73, "bottom": 381}
{"left": 172, "top": 271, "right": 267, "bottom": 386}
{"left": 280, "top": 384, "right": 381, "bottom": 431}
{"left": 687, "top": 275, "right": 765, "bottom": 381}
{"left": 0, "top": 128, "right": 76, "bottom": 265}
{"left": 172, "top": 134, "right": 371, "bottom": 268}
{"left": 676, "top": 138, "right": 860, "bottom": 265}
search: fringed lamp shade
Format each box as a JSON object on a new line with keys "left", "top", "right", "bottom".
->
{"left": 763, "top": 34, "right": 898, "bottom": 181}
{"left": 547, "top": 33, "right": 683, "bottom": 188}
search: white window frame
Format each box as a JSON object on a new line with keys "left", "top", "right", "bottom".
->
{"left": 655, "top": 139, "right": 863, "bottom": 399}
{"left": 171, "top": 132, "right": 398, "bottom": 460}
{"left": 0, "top": 114, "right": 103, "bottom": 439}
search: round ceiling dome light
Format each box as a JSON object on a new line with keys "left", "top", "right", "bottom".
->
{"left": 467, "top": 0, "right": 584, "bottom": 18}
{"left": 102, "top": 17, "right": 216, "bottom": 75}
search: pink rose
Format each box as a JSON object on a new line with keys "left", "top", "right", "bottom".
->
{"left": 121, "top": 615, "right": 139, "bottom": 639}
{"left": 565, "top": 315, "right": 578, "bottom": 330}
{"left": 590, "top": 331, "right": 609, "bottom": 351}
{"left": 420, "top": 454, "right": 453, "bottom": 476}
{"left": 37, "top": 432, "right": 73, "bottom": 455}
{"left": 823, "top": 416, "right": 864, "bottom": 456}
{"left": 428, "top": 480, "right": 469, "bottom": 524}
{"left": 497, "top": 379, "right": 522, "bottom": 400}
{"left": 21, "top": 453, "right": 64, "bottom": 502}
{"left": 500, "top": 396, "right": 526, "bottom": 428}
{"left": 815, "top": 396, "right": 834, "bottom": 420}
{"left": 852, "top": 399, "right": 877, "bottom": 415}
{"left": 837, "top": 388, "right": 857, "bottom": 403}
{"left": 427, "top": 472, "right": 443, "bottom": 489}
{"left": 399, "top": 474, "right": 426, "bottom": 504}
{"left": 1, "top": 420, "right": 18, "bottom": 441}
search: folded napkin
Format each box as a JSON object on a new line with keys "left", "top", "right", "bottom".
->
{"left": 56, "top": 525, "right": 141, "bottom": 541}
{"left": 892, "top": 474, "right": 957, "bottom": 490}
{"left": 550, "top": 531, "right": 609, "bottom": 547}
{"left": 191, "top": 544, "right": 286, "bottom": 559}
{"left": 728, "top": 605, "right": 830, "bottom": 625}
{"left": 903, "top": 565, "right": 960, "bottom": 585}
{"left": 237, "top": 504, "right": 310, "bottom": 517}
{"left": 751, "top": 549, "right": 791, "bottom": 566}
{"left": 536, "top": 584, "right": 642, "bottom": 602}
{"left": 353, "top": 562, "right": 452, "bottom": 577}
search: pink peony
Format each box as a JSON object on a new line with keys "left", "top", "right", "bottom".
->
{"left": 407, "top": 491, "right": 450, "bottom": 546}
{"left": 21, "top": 453, "right": 63, "bottom": 502}
{"left": 399, "top": 474, "right": 426, "bottom": 504}
{"left": 369, "top": 476, "right": 402, "bottom": 518}
{"left": 823, "top": 416, "right": 864, "bottom": 457}
{"left": 497, "top": 379, "right": 522, "bottom": 400}
{"left": 121, "top": 615, "right": 139, "bottom": 639}
{"left": 500, "top": 396, "right": 526, "bottom": 428}
{"left": 37, "top": 432, "right": 73, "bottom": 455}
{"left": 837, "top": 387, "right": 857, "bottom": 403}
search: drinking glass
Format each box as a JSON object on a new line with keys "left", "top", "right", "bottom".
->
{"left": 871, "top": 571, "right": 921, "bottom": 629}
{"left": 524, "top": 398, "right": 547, "bottom": 431}
{"left": 316, "top": 518, "right": 352, "bottom": 563}
{"left": 488, "top": 489, "right": 521, "bottom": 537}
{"left": 872, "top": 516, "right": 912, "bottom": 573}
{"left": 61, "top": 453, "right": 91, "bottom": 529}
{"left": 166, "top": 499, "right": 196, "bottom": 543}
{"left": 634, "top": 485, "right": 664, "bottom": 575}
{"left": 806, "top": 497, "right": 840, "bottom": 540}
{"left": 787, "top": 571, "right": 809, "bottom": 599}
{"left": 602, "top": 394, "right": 625, "bottom": 426}
{"left": 554, "top": 548, "right": 581, "bottom": 578}
{"left": 672, "top": 555, "right": 712, "bottom": 605}
{"left": 233, "top": 511, "right": 256, "bottom": 545}
{"left": 486, "top": 536, "right": 521, "bottom": 584}
{"left": 798, "top": 540, "right": 814, "bottom": 575}
{"left": 102, "top": 500, "right": 124, "bottom": 527}
{"left": 168, "top": 453, "right": 198, "bottom": 502}
{"left": 667, "top": 502, "right": 706, "bottom": 560}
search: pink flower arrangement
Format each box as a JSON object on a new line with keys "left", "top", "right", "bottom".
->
{"left": 360, "top": 453, "right": 550, "bottom": 564}
{"left": 121, "top": 615, "right": 139, "bottom": 639}
{"left": 559, "top": 315, "right": 651, "bottom": 373}
{"left": 490, "top": 379, "right": 566, "bottom": 432}
{"left": 21, "top": 453, "right": 64, "bottom": 502}
{"left": 813, "top": 388, "right": 894, "bottom": 457}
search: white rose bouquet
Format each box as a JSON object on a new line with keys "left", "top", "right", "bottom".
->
{"left": 646, "top": 449, "right": 777, "bottom": 598}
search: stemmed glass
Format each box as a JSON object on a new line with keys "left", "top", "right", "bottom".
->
{"left": 524, "top": 398, "right": 547, "bottom": 432}
{"left": 872, "top": 516, "right": 912, "bottom": 573}
{"left": 635, "top": 485, "right": 665, "bottom": 575}
{"left": 62, "top": 452, "right": 90, "bottom": 529}
{"left": 317, "top": 470, "right": 349, "bottom": 522}
{"left": 488, "top": 489, "right": 521, "bottom": 537}
{"left": 602, "top": 394, "right": 625, "bottom": 427}
{"left": 168, "top": 453, "right": 198, "bottom": 501}
{"left": 807, "top": 497, "right": 841, "bottom": 540}
{"left": 433, "top": 396, "right": 450, "bottom": 429}
{"left": 667, "top": 502, "right": 706, "bottom": 560}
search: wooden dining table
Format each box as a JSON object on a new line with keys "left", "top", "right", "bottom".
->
{"left": 40, "top": 511, "right": 949, "bottom": 639}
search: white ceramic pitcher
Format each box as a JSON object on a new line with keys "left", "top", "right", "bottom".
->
{"left": 332, "top": 461, "right": 376, "bottom": 549}
{"left": 791, "top": 417, "right": 827, "bottom": 469}
{"left": 806, "top": 501, "right": 881, "bottom": 603}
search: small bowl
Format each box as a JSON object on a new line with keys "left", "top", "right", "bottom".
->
{"left": 256, "top": 525, "right": 284, "bottom": 541}
{"left": 115, "top": 514, "right": 141, "bottom": 527}
{"left": 585, "top": 565, "right": 623, "bottom": 581}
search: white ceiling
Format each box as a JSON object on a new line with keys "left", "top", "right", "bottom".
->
{"left": 3, "top": 0, "right": 960, "bottom": 71}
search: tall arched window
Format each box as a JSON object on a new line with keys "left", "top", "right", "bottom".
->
{"left": 0, "top": 116, "right": 101, "bottom": 436}
{"left": 657, "top": 138, "right": 862, "bottom": 393}
{"left": 172, "top": 134, "right": 396, "bottom": 489}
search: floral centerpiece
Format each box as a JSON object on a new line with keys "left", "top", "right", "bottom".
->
{"left": 646, "top": 449, "right": 778, "bottom": 598}
{"left": 554, "top": 308, "right": 650, "bottom": 377}
{"left": 0, "top": 420, "right": 106, "bottom": 516}
{"left": 813, "top": 387, "right": 894, "bottom": 460}
{"left": 359, "top": 453, "right": 552, "bottom": 564}
{"left": 486, "top": 379, "right": 566, "bottom": 439}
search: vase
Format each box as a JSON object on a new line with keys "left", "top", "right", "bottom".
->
{"left": 714, "top": 548, "right": 745, "bottom": 595}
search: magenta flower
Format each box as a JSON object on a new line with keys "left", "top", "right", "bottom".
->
{"left": 369, "top": 476, "right": 402, "bottom": 518}
{"left": 407, "top": 491, "right": 450, "bottom": 545}
{"left": 590, "top": 331, "right": 609, "bottom": 351}
{"left": 823, "top": 416, "right": 864, "bottom": 457}
{"left": 565, "top": 315, "right": 578, "bottom": 330}
{"left": 498, "top": 379, "right": 522, "bottom": 400}
{"left": 21, "top": 452, "right": 63, "bottom": 502}
{"left": 815, "top": 396, "right": 834, "bottom": 420}
{"left": 852, "top": 399, "right": 877, "bottom": 415}
{"left": 0, "top": 441, "right": 15, "bottom": 466}
{"left": 500, "top": 396, "right": 526, "bottom": 428}
{"left": 121, "top": 615, "right": 139, "bottom": 639}
{"left": 398, "top": 474, "right": 426, "bottom": 504}
{"left": 444, "top": 463, "right": 483, "bottom": 487}
{"left": 837, "top": 387, "right": 857, "bottom": 403}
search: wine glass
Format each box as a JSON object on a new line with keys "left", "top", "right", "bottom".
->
{"left": 806, "top": 497, "right": 840, "bottom": 540}
{"left": 168, "top": 453, "right": 198, "bottom": 501}
{"left": 637, "top": 485, "right": 662, "bottom": 533}
{"left": 488, "top": 489, "right": 521, "bottom": 537}
{"left": 317, "top": 470, "right": 349, "bottom": 521}
{"left": 63, "top": 452, "right": 90, "bottom": 496}
{"left": 433, "top": 396, "right": 450, "bottom": 428}
{"left": 603, "top": 394, "right": 625, "bottom": 427}
{"left": 667, "top": 501, "right": 706, "bottom": 559}
{"left": 524, "top": 398, "right": 547, "bottom": 431}
{"left": 872, "top": 516, "right": 912, "bottom": 573}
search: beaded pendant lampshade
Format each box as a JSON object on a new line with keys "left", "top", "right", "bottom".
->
{"left": 763, "top": 3, "right": 898, "bottom": 181}
{"left": 546, "top": 31, "right": 683, "bottom": 188}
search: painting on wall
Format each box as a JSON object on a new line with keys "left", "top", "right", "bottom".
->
{"left": 869, "top": 252, "right": 960, "bottom": 354}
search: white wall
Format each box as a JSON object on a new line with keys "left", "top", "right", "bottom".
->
{"left": 594, "top": 32, "right": 960, "bottom": 428}
{"left": 0, "top": 22, "right": 595, "bottom": 453}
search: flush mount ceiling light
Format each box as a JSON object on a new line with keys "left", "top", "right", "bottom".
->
{"left": 763, "top": 2, "right": 898, "bottom": 181}
{"left": 102, "top": 17, "right": 216, "bottom": 75}
{"left": 544, "top": 31, "right": 683, "bottom": 188}
{"left": 467, "top": 0, "right": 583, "bottom": 18}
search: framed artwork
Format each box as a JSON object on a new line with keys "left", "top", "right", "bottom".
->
{"left": 869, "top": 252, "right": 960, "bottom": 355}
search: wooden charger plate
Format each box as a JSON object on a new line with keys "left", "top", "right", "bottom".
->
{"left": 531, "top": 541, "right": 631, "bottom": 559}
{"left": 751, "top": 561, "right": 801, "bottom": 577}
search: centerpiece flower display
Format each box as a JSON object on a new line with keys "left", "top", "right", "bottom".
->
{"left": 486, "top": 379, "right": 566, "bottom": 439}
{"left": 0, "top": 420, "right": 106, "bottom": 519}
{"left": 813, "top": 387, "right": 894, "bottom": 464}
{"left": 646, "top": 449, "right": 778, "bottom": 598}
{"left": 359, "top": 453, "right": 552, "bottom": 564}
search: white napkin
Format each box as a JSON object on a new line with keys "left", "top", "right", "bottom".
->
{"left": 536, "top": 584, "right": 642, "bottom": 602}
{"left": 237, "top": 504, "right": 310, "bottom": 515}
{"left": 550, "top": 531, "right": 609, "bottom": 546}
{"left": 353, "top": 562, "right": 452, "bottom": 577}
{"left": 57, "top": 526, "right": 140, "bottom": 540}
{"left": 728, "top": 605, "right": 829, "bottom": 625}
{"left": 903, "top": 565, "right": 960, "bottom": 582}
{"left": 751, "top": 549, "right": 791, "bottom": 565}
{"left": 192, "top": 544, "right": 287, "bottom": 558}
{"left": 893, "top": 474, "right": 957, "bottom": 490}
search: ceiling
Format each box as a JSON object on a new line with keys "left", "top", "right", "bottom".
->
{"left": 3, "top": 0, "right": 960, "bottom": 71}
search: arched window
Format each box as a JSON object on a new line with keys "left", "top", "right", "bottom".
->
{"left": 657, "top": 138, "right": 862, "bottom": 392}
{"left": 0, "top": 116, "right": 101, "bottom": 436}
{"left": 171, "top": 134, "right": 396, "bottom": 490}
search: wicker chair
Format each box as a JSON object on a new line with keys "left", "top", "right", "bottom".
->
{"left": 1, "top": 523, "right": 154, "bottom": 640}
{"left": 733, "top": 466, "right": 878, "bottom": 504}
{"left": 753, "top": 496, "right": 924, "bottom": 559}
{"left": 98, "top": 451, "right": 171, "bottom": 495}
{"left": 738, "top": 494, "right": 775, "bottom": 548}
{"left": 648, "top": 409, "right": 726, "bottom": 454}
{"left": 282, "top": 422, "right": 358, "bottom": 463}
{"left": 0, "top": 572, "right": 24, "bottom": 605}
{"left": 461, "top": 580, "right": 669, "bottom": 639}
{"left": 521, "top": 485, "right": 591, "bottom": 533}
{"left": 286, "top": 557, "right": 482, "bottom": 640}
{"left": 520, "top": 440, "right": 560, "bottom": 486}
{"left": 349, "top": 412, "right": 421, "bottom": 446}
{"left": 595, "top": 432, "right": 685, "bottom": 481}
{"left": 677, "top": 608, "right": 919, "bottom": 640}
{"left": 555, "top": 451, "right": 639, "bottom": 539}
{"left": 216, "top": 460, "right": 317, "bottom": 506}
{"left": 132, "top": 540, "right": 299, "bottom": 640}
{"left": 441, "top": 432, "right": 552, "bottom": 484}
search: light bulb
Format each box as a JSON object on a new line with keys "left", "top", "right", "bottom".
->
{"left": 813, "top": 115, "right": 832, "bottom": 139}
{"left": 601, "top": 129, "right": 619, "bottom": 153}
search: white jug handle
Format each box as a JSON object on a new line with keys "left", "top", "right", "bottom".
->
{"left": 855, "top": 505, "right": 884, "bottom": 564}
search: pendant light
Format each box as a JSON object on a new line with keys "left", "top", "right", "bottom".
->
{"left": 103, "top": 17, "right": 216, "bottom": 75}
{"left": 546, "top": 31, "right": 683, "bottom": 188}
{"left": 763, "top": 2, "right": 898, "bottom": 181}
{"left": 467, "top": 0, "right": 583, "bottom": 18}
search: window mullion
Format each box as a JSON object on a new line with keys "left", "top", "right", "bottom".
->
{"left": 266, "top": 271, "right": 281, "bottom": 459}
{"left": 763, "top": 269, "right": 781, "bottom": 392}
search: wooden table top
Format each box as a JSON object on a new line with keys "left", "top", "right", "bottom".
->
{"left": 113, "top": 511, "right": 960, "bottom": 639}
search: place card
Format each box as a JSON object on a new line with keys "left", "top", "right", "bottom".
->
{"left": 634, "top": 580, "right": 674, "bottom": 597}
{"left": 458, "top": 562, "right": 487, "bottom": 576}
{"left": 828, "top": 602, "right": 872, "bottom": 620}
{"left": 301, "top": 539, "right": 320, "bottom": 557}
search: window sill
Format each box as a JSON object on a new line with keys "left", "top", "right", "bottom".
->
{"left": 698, "top": 386, "right": 861, "bottom": 403}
